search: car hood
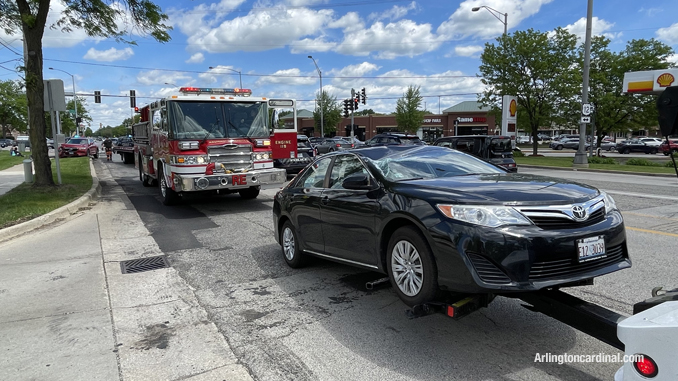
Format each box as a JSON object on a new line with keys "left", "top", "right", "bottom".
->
{"left": 61, "top": 143, "right": 88, "bottom": 148}
{"left": 389, "top": 173, "right": 599, "bottom": 205}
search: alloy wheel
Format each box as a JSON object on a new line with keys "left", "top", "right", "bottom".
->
{"left": 283, "top": 227, "right": 295, "bottom": 261}
{"left": 390, "top": 240, "right": 424, "bottom": 297}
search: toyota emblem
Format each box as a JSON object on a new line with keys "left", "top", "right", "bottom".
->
{"left": 571, "top": 205, "right": 587, "bottom": 221}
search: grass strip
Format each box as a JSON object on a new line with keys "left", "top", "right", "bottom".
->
{"left": 0, "top": 156, "right": 92, "bottom": 228}
{"left": 0, "top": 152, "right": 28, "bottom": 171}
{"left": 515, "top": 156, "right": 677, "bottom": 174}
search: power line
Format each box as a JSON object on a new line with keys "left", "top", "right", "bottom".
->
{"left": 44, "top": 58, "right": 478, "bottom": 79}
{"left": 0, "top": 37, "right": 22, "bottom": 56}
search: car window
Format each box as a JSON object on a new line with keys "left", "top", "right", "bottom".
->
{"left": 329, "top": 155, "right": 370, "bottom": 189}
{"left": 435, "top": 140, "right": 453, "bottom": 148}
{"left": 401, "top": 137, "right": 423, "bottom": 145}
{"left": 454, "top": 139, "right": 475, "bottom": 153}
{"left": 294, "top": 157, "right": 332, "bottom": 189}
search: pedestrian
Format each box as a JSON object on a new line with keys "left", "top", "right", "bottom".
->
{"left": 10, "top": 144, "right": 23, "bottom": 157}
{"left": 103, "top": 137, "right": 113, "bottom": 161}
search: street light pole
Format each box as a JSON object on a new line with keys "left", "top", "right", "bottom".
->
{"left": 208, "top": 66, "right": 242, "bottom": 88}
{"left": 308, "top": 56, "right": 324, "bottom": 137}
{"left": 49, "top": 67, "right": 78, "bottom": 135}
{"left": 472, "top": 5, "right": 508, "bottom": 35}
{"left": 573, "top": 0, "right": 594, "bottom": 168}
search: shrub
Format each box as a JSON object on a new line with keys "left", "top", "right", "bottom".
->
{"left": 513, "top": 150, "right": 524, "bottom": 157}
{"left": 625, "top": 158, "right": 661, "bottom": 167}
{"left": 664, "top": 160, "right": 678, "bottom": 168}
{"left": 588, "top": 156, "right": 617, "bottom": 164}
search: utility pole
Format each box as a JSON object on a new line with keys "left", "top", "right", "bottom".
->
{"left": 350, "top": 88, "right": 356, "bottom": 143}
{"left": 574, "top": 0, "right": 594, "bottom": 168}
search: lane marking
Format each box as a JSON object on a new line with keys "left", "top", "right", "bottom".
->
{"left": 626, "top": 226, "right": 678, "bottom": 238}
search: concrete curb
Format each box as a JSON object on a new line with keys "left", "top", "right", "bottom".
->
{"left": 0, "top": 159, "right": 101, "bottom": 244}
{"left": 519, "top": 164, "right": 678, "bottom": 178}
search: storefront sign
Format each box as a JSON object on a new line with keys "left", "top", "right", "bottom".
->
{"left": 422, "top": 118, "right": 442, "bottom": 123}
{"left": 456, "top": 117, "right": 486, "bottom": 123}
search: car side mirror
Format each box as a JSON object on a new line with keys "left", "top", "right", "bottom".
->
{"left": 342, "top": 173, "right": 376, "bottom": 190}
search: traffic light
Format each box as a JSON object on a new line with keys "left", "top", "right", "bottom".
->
{"left": 94, "top": 90, "right": 101, "bottom": 104}
{"left": 76, "top": 117, "right": 82, "bottom": 124}
{"left": 361, "top": 88, "right": 366, "bottom": 104}
{"left": 130, "top": 89, "right": 136, "bottom": 108}
{"left": 343, "top": 99, "right": 350, "bottom": 118}
{"left": 134, "top": 106, "right": 140, "bottom": 113}
{"left": 353, "top": 97, "right": 359, "bottom": 111}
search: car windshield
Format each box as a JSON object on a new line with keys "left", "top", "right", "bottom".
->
{"left": 370, "top": 147, "right": 505, "bottom": 181}
{"left": 68, "top": 138, "right": 88, "bottom": 145}
{"left": 400, "top": 137, "right": 423, "bottom": 145}
{"left": 298, "top": 138, "right": 311, "bottom": 148}
{"left": 168, "top": 101, "right": 268, "bottom": 139}
{"left": 490, "top": 138, "right": 512, "bottom": 153}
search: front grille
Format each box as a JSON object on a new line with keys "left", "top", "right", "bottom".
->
{"left": 467, "top": 252, "right": 512, "bottom": 284}
{"left": 527, "top": 207, "right": 605, "bottom": 230}
{"left": 208, "top": 144, "right": 253, "bottom": 172}
{"left": 529, "top": 244, "right": 625, "bottom": 281}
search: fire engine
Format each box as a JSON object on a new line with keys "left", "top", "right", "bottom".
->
{"left": 133, "top": 87, "right": 289, "bottom": 205}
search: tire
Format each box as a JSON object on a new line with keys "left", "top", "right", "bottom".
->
{"left": 158, "top": 167, "right": 179, "bottom": 205}
{"left": 281, "top": 221, "right": 306, "bottom": 268}
{"left": 239, "top": 186, "right": 260, "bottom": 199}
{"left": 664, "top": 152, "right": 670, "bottom": 156}
{"left": 556, "top": 145, "right": 563, "bottom": 150}
{"left": 139, "top": 159, "right": 152, "bottom": 187}
{"left": 622, "top": 148, "right": 630, "bottom": 154}
{"left": 93, "top": 149, "right": 99, "bottom": 159}
{"left": 386, "top": 226, "right": 438, "bottom": 307}
{"left": 121, "top": 153, "right": 127, "bottom": 164}
{"left": 651, "top": 148, "right": 658, "bottom": 154}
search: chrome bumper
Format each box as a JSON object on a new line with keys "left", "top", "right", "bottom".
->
{"left": 172, "top": 168, "right": 286, "bottom": 192}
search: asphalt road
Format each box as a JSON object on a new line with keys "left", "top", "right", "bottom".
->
{"left": 100, "top": 158, "right": 678, "bottom": 381}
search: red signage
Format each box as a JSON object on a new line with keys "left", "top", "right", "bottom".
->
{"left": 271, "top": 132, "right": 298, "bottom": 160}
{"left": 457, "top": 117, "right": 487, "bottom": 123}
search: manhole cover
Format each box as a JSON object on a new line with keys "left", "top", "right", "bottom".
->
{"left": 120, "top": 256, "right": 170, "bottom": 274}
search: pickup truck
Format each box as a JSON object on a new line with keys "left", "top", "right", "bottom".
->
{"left": 112, "top": 137, "right": 135, "bottom": 164}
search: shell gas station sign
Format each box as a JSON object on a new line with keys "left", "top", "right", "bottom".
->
{"left": 623, "top": 69, "right": 678, "bottom": 95}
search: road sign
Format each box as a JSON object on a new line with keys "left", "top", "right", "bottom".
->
{"left": 581, "top": 116, "right": 591, "bottom": 124}
{"left": 582, "top": 103, "right": 594, "bottom": 116}
{"left": 68, "top": 109, "right": 75, "bottom": 115}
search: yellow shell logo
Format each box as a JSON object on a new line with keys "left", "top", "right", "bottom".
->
{"left": 657, "top": 73, "right": 675, "bottom": 87}
{"left": 509, "top": 99, "right": 517, "bottom": 117}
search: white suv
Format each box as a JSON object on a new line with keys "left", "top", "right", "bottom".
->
{"left": 640, "top": 137, "right": 662, "bottom": 147}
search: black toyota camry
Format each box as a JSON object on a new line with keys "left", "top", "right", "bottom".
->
{"left": 272, "top": 145, "right": 630, "bottom": 307}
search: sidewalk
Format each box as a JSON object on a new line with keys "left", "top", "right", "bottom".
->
{"left": 0, "top": 163, "right": 29, "bottom": 196}
{"left": 0, "top": 160, "right": 253, "bottom": 381}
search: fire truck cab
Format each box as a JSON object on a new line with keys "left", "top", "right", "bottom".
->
{"left": 133, "top": 87, "right": 289, "bottom": 205}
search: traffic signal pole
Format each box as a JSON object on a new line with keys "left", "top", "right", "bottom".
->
{"left": 350, "top": 88, "right": 356, "bottom": 143}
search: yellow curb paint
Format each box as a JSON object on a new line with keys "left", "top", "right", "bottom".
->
{"left": 626, "top": 226, "right": 678, "bottom": 238}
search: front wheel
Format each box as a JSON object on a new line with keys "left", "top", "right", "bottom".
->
{"left": 651, "top": 148, "right": 658, "bottom": 154}
{"left": 93, "top": 149, "right": 99, "bottom": 159}
{"left": 158, "top": 167, "right": 179, "bottom": 205}
{"left": 387, "top": 226, "right": 439, "bottom": 307}
{"left": 622, "top": 148, "right": 630, "bottom": 154}
{"left": 281, "top": 221, "right": 306, "bottom": 268}
{"left": 239, "top": 186, "right": 260, "bottom": 199}
{"left": 556, "top": 145, "right": 563, "bottom": 150}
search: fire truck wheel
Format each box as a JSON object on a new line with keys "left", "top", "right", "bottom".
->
{"left": 239, "top": 186, "right": 260, "bottom": 199}
{"left": 140, "top": 163, "right": 152, "bottom": 187}
{"left": 281, "top": 221, "right": 306, "bottom": 268}
{"left": 158, "top": 168, "right": 179, "bottom": 205}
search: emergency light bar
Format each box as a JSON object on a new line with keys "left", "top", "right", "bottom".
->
{"left": 179, "top": 87, "right": 252, "bottom": 96}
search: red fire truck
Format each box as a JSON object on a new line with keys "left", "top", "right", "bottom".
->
{"left": 133, "top": 87, "right": 289, "bottom": 205}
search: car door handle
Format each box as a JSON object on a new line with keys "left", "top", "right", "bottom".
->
{"left": 321, "top": 196, "right": 329, "bottom": 205}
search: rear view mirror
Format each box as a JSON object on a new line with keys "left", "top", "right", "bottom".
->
{"left": 342, "top": 173, "right": 375, "bottom": 190}
{"left": 271, "top": 109, "right": 279, "bottom": 130}
{"left": 658, "top": 86, "right": 678, "bottom": 137}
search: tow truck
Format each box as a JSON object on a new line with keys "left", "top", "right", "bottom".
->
{"left": 370, "top": 76, "right": 678, "bottom": 381}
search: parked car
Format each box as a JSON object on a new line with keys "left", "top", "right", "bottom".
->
{"left": 273, "top": 145, "right": 629, "bottom": 307}
{"left": 58, "top": 137, "right": 99, "bottom": 158}
{"left": 553, "top": 134, "right": 580, "bottom": 142}
{"left": 516, "top": 135, "right": 531, "bottom": 144}
{"left": 314, "top": 138, "right": 353, "bottom": 154}
{"left": 0, "top": 138, "right": 16, "bottom": 148}
{"left": 537, "top": 134, "right": 552, "bottom": 142}
{"left": 639, "top": 137, "right": 662, "bottom": 147}
{"left": 659, "top": 139, "right": 678, "bottom": 156}
{"left": 433, "top": 135, "right": 517, "bottom": 172}
{"left": 274, "top": 135, "right": 316, "bottom": 174}
{"left": 364, "top": 133, "right": 426, "bottom": 147}
{"left": 550, "top": 138, "right": 590, "bottom": 150}
{"left": 341, "top": 136, "right": 365, "bottom": 147}
{"left": 46, "top": 138, "right": 55, "bottom": 149}
{"left": 616, "top": 139, "right": 658, "bottom": 154}
{"left": 599, "top": 141, "right": 617, "bottom": 151}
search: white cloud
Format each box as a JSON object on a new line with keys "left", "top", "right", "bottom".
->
{"left": 657, "top": 23, "right": 678, "bottom": 45}
{"left": 284, "top": 0, "right": 327, "bottom": 6}
{"left": 639, "top": 7, "right": 662, "bottom": 17}
{"left": 328, "top": 12, "right": 362, "bottom": 29}
{"left": 668, "top": 54, "right": 678, "bottom": 65}
{"left": 328, "top": 62, "right": 380, "bottom": 77}
{"left": 336, "top": 19, "right": 443, "bottom": 59}
{"left": 454, "top": 45, "right": 483, "bottom": 57}
{"left": 255, "top": 68, "right": 317, "bottom": 86}
{"left": 437, "top": 0, "right": 554, "bottom": 40}
{"left": 368, "top": 2, "right": 417, "bottom": 22}
{"left": 186, "top": 52, "right": 205, "bottom": 63}
{"left": 136, "top": 70, "right": 192, "bottom": 86}
{"left": 200, "top": 66, "right": 243, "bottom": 87}
{"left": 83, "top": 47, "right": 134, "bottom": 62}
{"left": 289, "top": 37, "right": 337, "bottom": 53}
{"left": 563, "top": 16, "right": 620, "bottom": 41}
{"left": 183, "top": 8, "right": 334, "bottom": 53}
{"left": 171, "top": 0, "right": 248, "bottom": 36}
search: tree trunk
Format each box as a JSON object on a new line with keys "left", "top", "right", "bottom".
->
{"left": 21, "top": 0, "right": 54, "bottom": 187}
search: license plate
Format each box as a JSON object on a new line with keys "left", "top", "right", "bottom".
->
{"left": 577, "top": 236, "right": 606, "bottom": 262}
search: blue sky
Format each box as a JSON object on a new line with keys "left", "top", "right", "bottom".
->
{"left": 1, "top": 0, "right": 677, "bottom": 130}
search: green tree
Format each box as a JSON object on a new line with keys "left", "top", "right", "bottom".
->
{"left": 586, "top": 37, "right": 674, "bottom": 147}
{"left": 479, "top": 28, "right": 580, "bottom": 155}
{"left": 354, "top": 109, "right": 376, "bottom": 116}
{"left": 59, "top": 97, "right": 91, "bottom": 136}
{"left": 84, "top": 127, "right": 93, "bottom": 136}
{"left": 313, "top": 90, "right": 342, "bottom": 136}
{"left": 395, "top": 85, "right": 426, "bottom": 134}
{"left": 0, "top": 79, "right": 28, "bottom": 137}
{"left": 1, "top": 0, "right": 171, "bottom": 187}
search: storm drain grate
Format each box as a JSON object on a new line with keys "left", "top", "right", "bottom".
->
{"left": 120, "top": 256, "right": 170, "bottom": 274}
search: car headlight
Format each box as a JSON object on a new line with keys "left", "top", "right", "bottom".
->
{"left": 170, "top": 155, "right": 208, "bottom": 165}
{"left": 602, "top": 192, "right": 617, "bottom": 214}
{"left": 436, "top": 204, "right": 532, "bottom": 228}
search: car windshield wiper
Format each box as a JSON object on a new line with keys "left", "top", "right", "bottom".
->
{"left": 395, "top": 177, "right": 425, "bottom": 182}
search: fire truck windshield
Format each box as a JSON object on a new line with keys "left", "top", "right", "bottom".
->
{"left": 168, "top": 101, "right": 268, "bottom": 139}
